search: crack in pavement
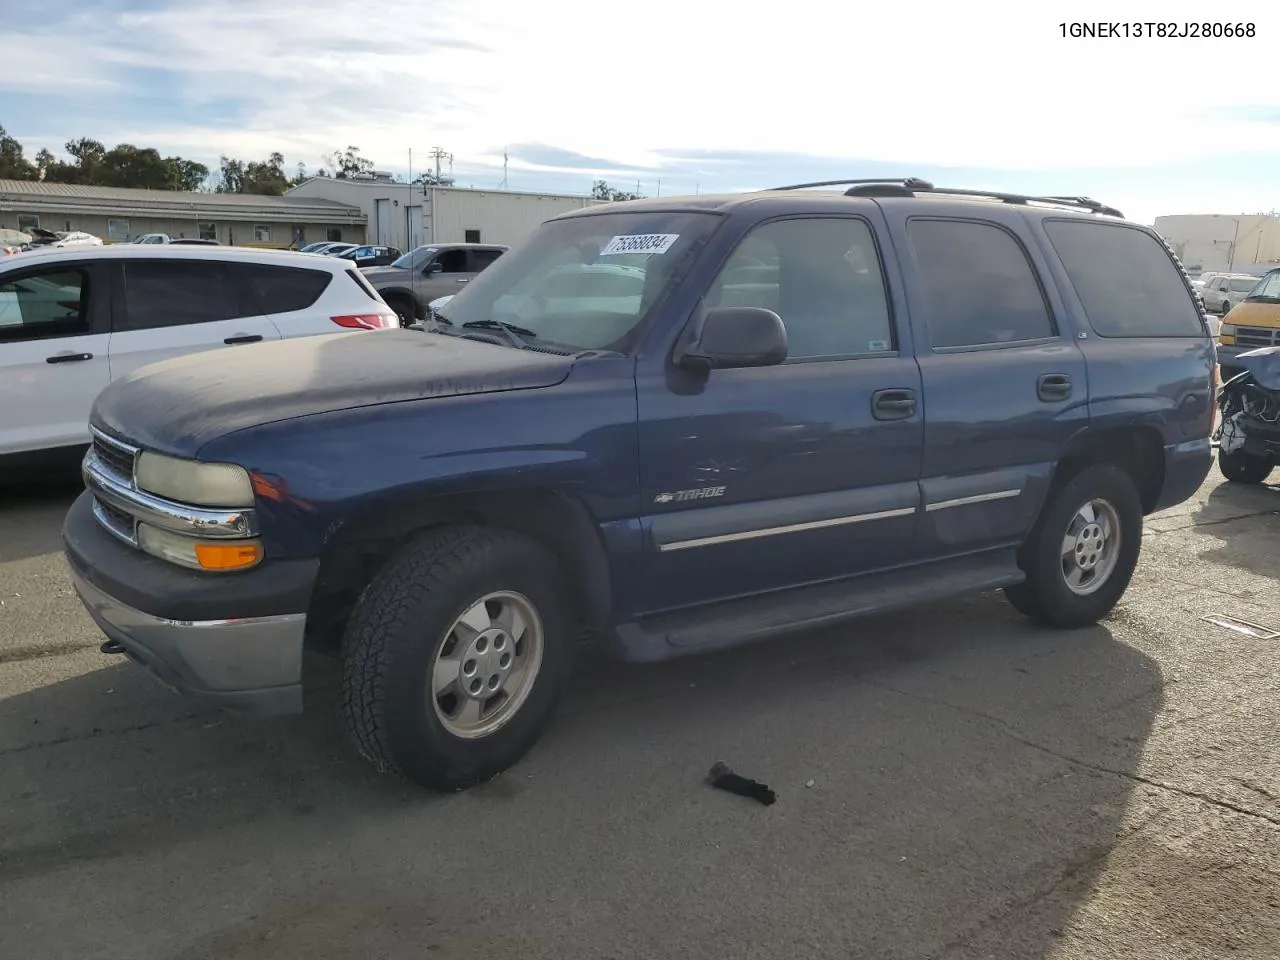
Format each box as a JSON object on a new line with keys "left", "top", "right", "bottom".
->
{"left": 860, "top": 678, "right": 1280, "bottom": 829}
{"left": 0, "top": 711, "right": 213, "bottom": 758}
{"left": 0, "top": 641, "right": 101, "bottom": 665}
{"left": 1145, "top": 507, "right": 1280, "bottom": 534}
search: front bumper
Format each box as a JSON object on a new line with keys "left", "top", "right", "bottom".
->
{"left": 63, "top": 491, "right": 317, "bottom": 716}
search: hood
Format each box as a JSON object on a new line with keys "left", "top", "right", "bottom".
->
{"left": 91, "top": 330, "right": 575, "bottom": 455}
{"left": 1234, "top": 347, "right": 1280, "bottom": 391}
{"left": 1224, "top": 300, "right": 1280, "bottom": 326}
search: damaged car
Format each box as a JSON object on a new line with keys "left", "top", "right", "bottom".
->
{"left": 1216, "top": 347, "right": 1280, "bottom": 484}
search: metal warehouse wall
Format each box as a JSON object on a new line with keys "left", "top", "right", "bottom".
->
{"left": 426, "top": 188, "right": 599, "bottom": 247}
{"left": 0, "top": 211, "right": 362, "bottom": 248}
{"left": 1155, "top": 214, "right": 1280, "bottom": 274}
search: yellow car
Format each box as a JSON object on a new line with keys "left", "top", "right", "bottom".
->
{"left": 1218, "top": 268, "right": 1280, "bottom": 381}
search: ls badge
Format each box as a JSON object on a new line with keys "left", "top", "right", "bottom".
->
{"left": 654, "top": 486, "right": 726, "bottom": 504}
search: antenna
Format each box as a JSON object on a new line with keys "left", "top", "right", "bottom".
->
{"left": 501, "top": 147, "right": 508, "bottom": 190}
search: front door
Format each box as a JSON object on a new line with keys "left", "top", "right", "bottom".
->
{"left": 633, "top": 215, "right": 925, "bottom": 615}
{"left": 889, "top": 214, "right": 1089, "bottom": 556}
{"left": 107, "top": 258, "right": 282, "bottom": 380}
{"left": 0, "top": 261, "right": 112, "bottom": 454}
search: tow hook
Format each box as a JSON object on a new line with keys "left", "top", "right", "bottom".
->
{"left": 100, "top": 639, "right": 127, "bottom": 656}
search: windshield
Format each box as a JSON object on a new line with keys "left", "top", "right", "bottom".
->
{"left": 436, "top": 211, "right": 721, "bottom": 352}
{"left": 1245, "top": 270, "right": 1280, "bottom": 302}
{"left": 392, "top": 246, "right": 439, "bottom": 270}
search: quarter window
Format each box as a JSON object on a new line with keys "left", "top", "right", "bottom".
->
{"left": 706, "top": 218, "right": 894, "bottom": 359}
{"left": 908, "top": 219, "right": 1055, "bottom": 348}
{"left": 1043, "top": 220, "right": 1203, "bottom": 337}
{"left": 121, "top": 261, "right": 243, "bottom": 330}
{"left": 232, "top": 264, "right": 332, "bottom": 314}
{"left": 0, "top": 268, "right": 91, "bottom": 341}
{"left": 469, "top": 249, "right": 504, "bottom": 271}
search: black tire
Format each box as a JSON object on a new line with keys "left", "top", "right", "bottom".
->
{"left": 1004, "top": 463, "right": 1143, "bottom": 629}
{"left": 341, "top": 525, "right": 576, "bottom": 790}
{"left": 1218, "top": 449, "right": 1275, "bottom": 484}
{"left": 385, "top": 294, "right": 417, "bottom": 328}
{"left": 1220, "top": 301, "right": 1231, "bottom": 316}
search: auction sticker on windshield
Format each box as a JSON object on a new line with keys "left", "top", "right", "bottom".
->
{"left": 599, "top": 234, "right": 680, "bottom": 256}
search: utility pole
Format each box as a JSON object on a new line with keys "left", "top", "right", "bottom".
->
{"left": 429, "top": 146, "right": 453, "bottom": 186}
{"left": 501, "top": 147, "right": 508, "bottom": 190}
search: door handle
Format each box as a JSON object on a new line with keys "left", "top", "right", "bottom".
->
{"left": 1037, "top": 373, "right": 1072, "bottom": 402}
{"left": 46, "top": 352, "right": 93, "bottom": 364}
{"left": 872, "top": 388, "right": 917, "bottom": 421}
{"left": 224, "top": 335, "right": 263, "bottom": 345}
{"left": 455, "top": 278, "right": 470, "bottom": 283}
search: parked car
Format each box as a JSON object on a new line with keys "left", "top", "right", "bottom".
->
{"left": 364, "top": 242, "right": 508, "bottom": 325}
{"left": 1217, "top": 268, "right": 1280, "bottom": 381}
{"left": 0, "top": 246, "right": 397, "bottom": 467}
{"left": 130, "top": 233, "right": 171, "bottom": 245}
{"left": 320, "top": 243, "right": 359, "bottom": 258}
{"left": 336, "top": 244, "right": 403, "bottom": 269}
{"left": 298, "top": 241, "right": 341, "bottom": 254}
{"left": 167, "top": 238, "right": 221, "bottom": 246}
{"left": 64, "top": 181, "right": 1214, "bottom": 792}
{"left": 1215, "top": 345, "right": 1279, "bottom": 485}
{"left": 1200, "top": 272, "right": 1258, "bottom": 316}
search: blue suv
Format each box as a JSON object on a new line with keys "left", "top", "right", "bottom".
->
{"left": 64, "top": 179, "right": 1216, "bottom": 790}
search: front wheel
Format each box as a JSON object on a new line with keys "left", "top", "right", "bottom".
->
{"left": 1219, "top": 449, "right": 1274, "bottom": 484}
{"left": 1004, "top": 463, "right": 1143, "bottom": 628}
{"left": 341, "top": 525, "right": 576, "bottom": 790}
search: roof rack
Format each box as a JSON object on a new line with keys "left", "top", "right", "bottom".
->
{"left": 768, "top": 177, "right": 936, "bottom": 192}
{"left": 764, "top": 178, "right": 1124, "bottom": 219}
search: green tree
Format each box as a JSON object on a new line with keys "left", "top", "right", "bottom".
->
{"left": 323, "top": 145, "right": 373, "bottom": 179}
{"left": 0, "top": 125, "right": 37, "bottom": 179}
{"left": 591, "top": 179, "right": 642, "bottom": 201}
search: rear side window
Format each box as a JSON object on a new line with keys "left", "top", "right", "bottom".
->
{"left": 233, "top": 263, "right": 333, "bottom": 314}
{"left": 1043, "top": 220, "right": 1203, "bottom": 337}
{"left": 908, "top": 219, "right": 1055, "bottom": 348}
{"left": 345, "top": 267, "right": 383, "bottom": 302}
{"left": 470, "top": 249, "right": 504, "bottom": 271}
{"left": 121, "top": 260, "right": 242, "bottom": 331}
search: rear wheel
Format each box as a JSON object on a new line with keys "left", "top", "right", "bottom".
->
{"left": 1219, "top": 449, "right": 1274, "bottom": 484}
{"left": 385, "top": 294, "right": 417, "bottom": 328}
{"left": 340, "top": 525, "right": 576, "bottom": 790}
{"left": 1004, "top": 463, "right": 1143, "bottom": 628}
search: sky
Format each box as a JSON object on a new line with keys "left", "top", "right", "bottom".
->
{"left": 2, "top": 0, "right": 1278, "bottom": 225}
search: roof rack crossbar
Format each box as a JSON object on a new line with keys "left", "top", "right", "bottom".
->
{"left": 922, "top": 187, "right": 1125, "bottom": 219}
{"left": 767, "top": 177, "right": 936, "bottom": 192}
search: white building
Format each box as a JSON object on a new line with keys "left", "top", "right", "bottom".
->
{"left": 1154, "top": 213, "right": 1280, "bottom": 276}
{"left": 285, "top": 174, "right": 604, "bottom": 252}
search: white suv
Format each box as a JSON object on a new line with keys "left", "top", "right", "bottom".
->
{"left": 0, "top": 245, "right": 397, "bottom": 460}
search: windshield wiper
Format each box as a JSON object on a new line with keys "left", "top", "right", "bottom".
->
{"left": 461, "top": 319, "right": 537, "bottom": 349}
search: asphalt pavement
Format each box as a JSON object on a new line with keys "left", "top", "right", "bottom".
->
{"left": 1, "top": 472, "right": 1278, "bottom": 960}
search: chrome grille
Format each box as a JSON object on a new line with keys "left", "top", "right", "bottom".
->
{"left": 1235, "top": 326, "right": 1280, "bottom": 348}
{"left": 92, "top": 496, "right": 138, "bottom": 546}
{"left": 91, "top": 428, "right": 138, "bottom": 480}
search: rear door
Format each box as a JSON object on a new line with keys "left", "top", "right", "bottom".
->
{"left": 889, "top": 212, "right": 1089, "bottom": 556}
{"left": 467, "top": 247, "right": 505, "bottom": 277}
{"left": 107, "top": 257, "right": 282, "bottom": 379}
{"left": 0, "top": 260, "right": 112, "bottom": 454}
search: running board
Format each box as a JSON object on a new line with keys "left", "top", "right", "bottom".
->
{"left": 610, "top": 549, "right": 1025, "bottom": 663}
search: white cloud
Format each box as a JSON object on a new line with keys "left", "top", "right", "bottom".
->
{"left": 3, "top": 0, "right": 1279, "bottom": 184}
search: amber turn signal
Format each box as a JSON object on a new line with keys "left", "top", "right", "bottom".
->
{"left": 194, "top": 541, "right": 264, "bottom": 571}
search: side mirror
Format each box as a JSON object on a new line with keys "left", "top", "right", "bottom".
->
{"left": 424, "top": 261, "right": 443, "bottom": 275}
{"left": 676, "top": 306, "right": 788, "bottom": 371}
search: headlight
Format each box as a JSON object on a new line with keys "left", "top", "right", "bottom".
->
{"left": 1218, "top": 323, "right": 1237, "bottom": 345}
{"left": 137, "top": 524, "right": 263, "bottom": 572}
{"left": 135, "top": 452, "right": 254, "bottom": 507}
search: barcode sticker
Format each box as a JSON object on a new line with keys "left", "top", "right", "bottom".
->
{"left": 599, "top": 234, "right": 680, "bottom": 256}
